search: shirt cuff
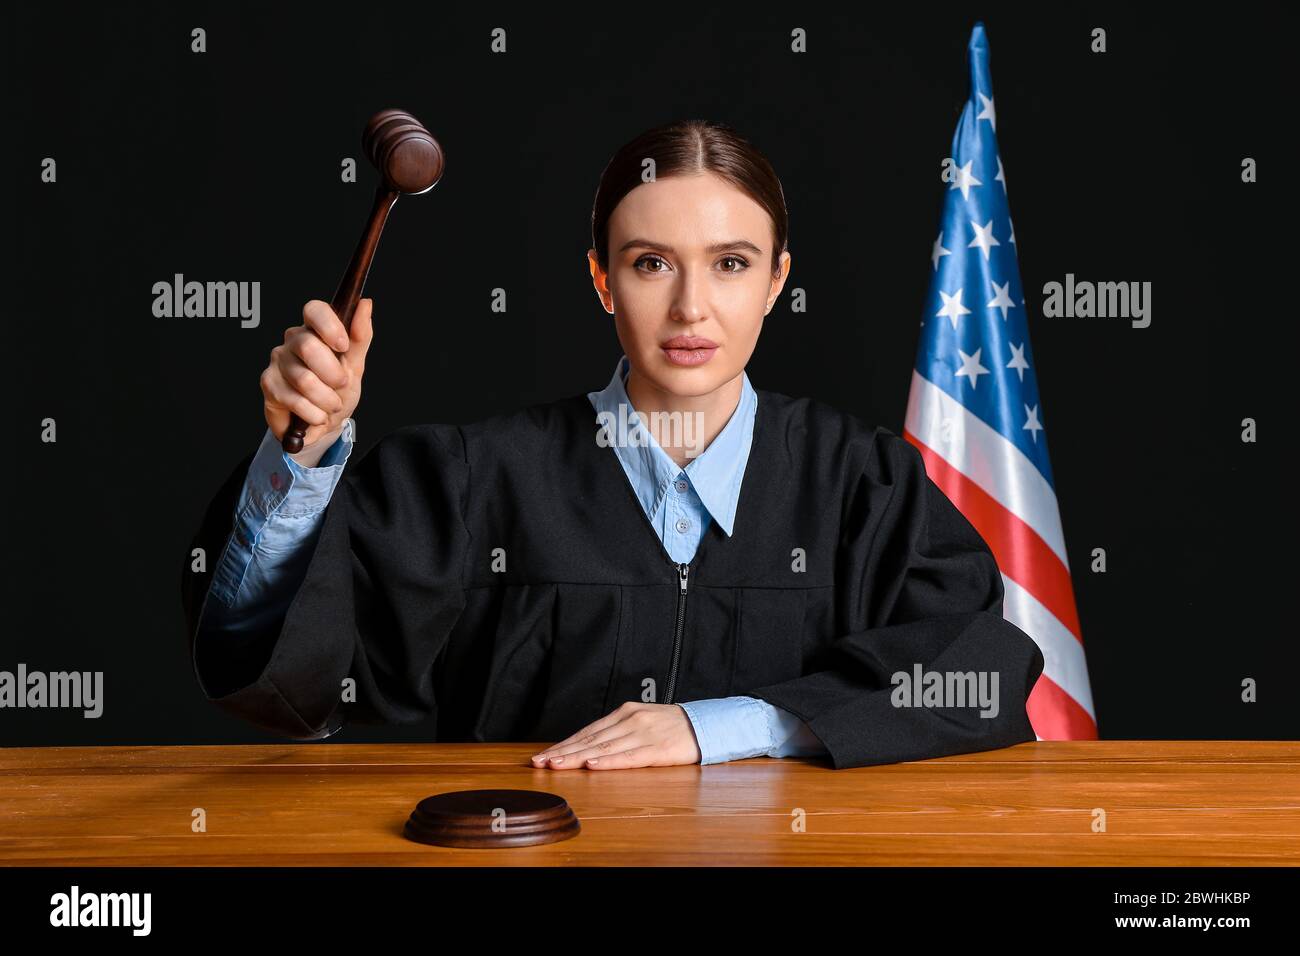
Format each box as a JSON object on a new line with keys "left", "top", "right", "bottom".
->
{"left": 207, "top": 421, "right": 355, "bottom": 607}
{"left": 255, "top": 421, "right": 355, "bottom": 518}
{"left": 766, "top": 701, "right": 828, "bottom": 758}
{"left": 678, "top": 696, "right": 779, "bottom": 765}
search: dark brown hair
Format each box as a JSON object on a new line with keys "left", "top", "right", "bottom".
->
{"left": 590, "top": 119, "right": 789, "bottom": 279}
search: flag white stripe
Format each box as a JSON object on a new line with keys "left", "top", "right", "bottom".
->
{"left": 1001, "top": 573, "right": 1095, "bottom": 721}
{"left": 905, "top": 369, "right": 1069, "bottom": 568}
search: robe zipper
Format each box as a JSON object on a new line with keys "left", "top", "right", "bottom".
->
{"left": 663, "top": 562, "right": 690, "bottom": 704}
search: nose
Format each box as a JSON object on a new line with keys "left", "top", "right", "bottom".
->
{"left": 669, "top": 267, "right": 711, "bottom": 324}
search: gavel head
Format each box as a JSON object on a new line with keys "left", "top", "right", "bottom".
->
{"left": 363, "top": 109, "right": 445, "bottom": 194}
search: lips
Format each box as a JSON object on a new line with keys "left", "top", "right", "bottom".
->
{"left": 660, "top": 335, "right": 718, "bottom": 349}
{"left": 660, "top": 335, "right": 719, "bottom": 367}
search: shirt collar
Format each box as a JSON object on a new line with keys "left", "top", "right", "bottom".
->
{"left": 587, "top": 354, "right": 758, "bottom": 536}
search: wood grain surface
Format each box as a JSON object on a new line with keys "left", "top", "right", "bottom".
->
{"left": 2, "top": 741, "right": 1296, "bottom": 866}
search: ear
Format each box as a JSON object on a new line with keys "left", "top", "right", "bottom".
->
{"left": 766, "top": 250, "right": 792, "bottom": 312}
{"left": 587, "top": 249, "right": 614, "bottom": 313}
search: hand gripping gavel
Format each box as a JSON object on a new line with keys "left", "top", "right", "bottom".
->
{"left": 281, "top": 109, "right": 445, "bottom": 453}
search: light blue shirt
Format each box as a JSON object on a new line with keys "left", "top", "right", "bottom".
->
{"left": 199, "top": 355, "right": 826, "bottom": 764}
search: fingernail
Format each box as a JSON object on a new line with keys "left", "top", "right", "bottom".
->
{"left": 587, "top": 758, "right": 599, "bottom": 766}
{"left": 552, "top": 756, "right": 564, "bottom": 765}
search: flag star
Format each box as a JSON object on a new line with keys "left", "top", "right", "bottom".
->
{"left": 988, "top": 280, "right": 1016, "bottom": 320}
{"left": 995, "top": 156, "right": 1007, "bottom": 192}
{"left": 949, "top": 160, "right": 982, "bottom": 200}
{"left": 1007, "top": 341, "right": 1030, "bottom": 382}
{"left": 968, "top": 219, "right": 1000, "bottom": 260}
{"left": 936, "top": 288, "right": 972, "bottom": 331}
{"left": 955, "top": 347, "right": 990, "bottom": 388}
{"left": 1008, "top": 218, "right": 1016, "bottom": 244}
{"left": 1023, "top": 403, "right": 1043, "bottom": 442}
{"left": 976, "top": 92, "right": 996, "bottom": 132}
{"left": 931, "top": 232, "right": 951, "bottom": 271}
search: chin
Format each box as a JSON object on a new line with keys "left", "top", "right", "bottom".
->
{"left": 652, "top": 364, "right": 733, "bottom": 398}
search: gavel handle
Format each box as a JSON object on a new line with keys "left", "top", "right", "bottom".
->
{"left": 281, "top": 185, "right": 401, "bottom": 454}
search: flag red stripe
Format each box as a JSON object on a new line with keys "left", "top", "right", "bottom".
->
{"left": 1028, "top": 672, "right": 1098, "bottom": 739}
{"left": 904, "top": 429, "right": 1083, "bottom": 642}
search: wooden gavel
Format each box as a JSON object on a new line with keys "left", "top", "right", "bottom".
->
{"left": 281, "top": 109, "right": 446, "bottom": 454}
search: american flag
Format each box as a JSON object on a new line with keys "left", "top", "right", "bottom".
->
{"left": 903, "top": 22, "right": 1097, "bottom": 739}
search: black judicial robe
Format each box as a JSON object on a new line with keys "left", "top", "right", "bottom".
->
{"left": 181, "top": 388, "right": 1045, "bottom": 768}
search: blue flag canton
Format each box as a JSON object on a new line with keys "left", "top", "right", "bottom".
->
{"left": 916, "top": 26, "right": 1054, "bottom": 489}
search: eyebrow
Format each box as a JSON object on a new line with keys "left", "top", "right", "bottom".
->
{"left": 617, "top": 238, "right": 764, "bottom": 255}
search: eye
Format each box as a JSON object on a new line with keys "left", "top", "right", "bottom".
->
{"left": 634, "top": 254, "right": 669, "bottom": 273}
{"left": 632, "top": 253, "right": 751, "bottom": 274}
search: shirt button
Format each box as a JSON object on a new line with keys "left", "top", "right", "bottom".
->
{"left": 675, "top": 517, "right": 690, "bottom": 533}
{"left": 674, "top": 478, "right": 688, "bottom": 493}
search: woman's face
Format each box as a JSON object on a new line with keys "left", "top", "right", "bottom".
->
{"left": 588, "top": 172, "right": 791, "bottom": 399}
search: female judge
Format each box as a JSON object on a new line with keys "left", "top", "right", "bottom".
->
{"left": 183, "top": 119, "right": 1044, "bottom": 769}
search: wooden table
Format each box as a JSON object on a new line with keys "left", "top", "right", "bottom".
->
{"left": 2, "top": 741, "right": 1297, "bottom": 865}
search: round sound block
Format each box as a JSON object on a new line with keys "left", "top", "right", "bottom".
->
{"left": 404, "top": 789, "right": 580, "bottom": 848}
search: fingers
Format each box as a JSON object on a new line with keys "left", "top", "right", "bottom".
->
{"left": 276, "top": 347, "right": 346, "bottom": 414}
{"left": 283, "top": 325, "right": 349, "bottom": 391}
{"left": 530, "top": 703, "right": 701, "bottom": 770}
{"left": 262, "top": 298, "right": 372, "bottom": 450}
{"left": 299, "top": 297, "right": 371, "bottom": 378}
{"left": 301, "top": 297, "right": 374, "bottom": 375}
{"left": 343, "top": 297, "right": 374, "bottom": 370}
{"left": 302, "top": 300, "right": 350, "bottom": 353}
{"left": 260, "top": 363, "right": 332, "bottom": 428}
{"left": 532, "top": 724, "right": 631, "bottom": 766}
{"left": 538, "top": 732, "right": 639, "bottom": 770}
{"left": 531, "top": 702, "right": 638, "bottom": 766}
{"left": 583, "top": 744, "right": 661, "bottom": 770}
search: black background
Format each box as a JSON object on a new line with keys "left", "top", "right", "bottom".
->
{"left": 4, "top": 4, "right": 1290, "bottom": 745}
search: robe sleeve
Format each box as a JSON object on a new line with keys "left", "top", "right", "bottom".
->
{"left": 747, "top": 428, "right": 1045, "bottom": 769}
{"left": 181, "top": 424, "right": 472, "bottom": 740}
